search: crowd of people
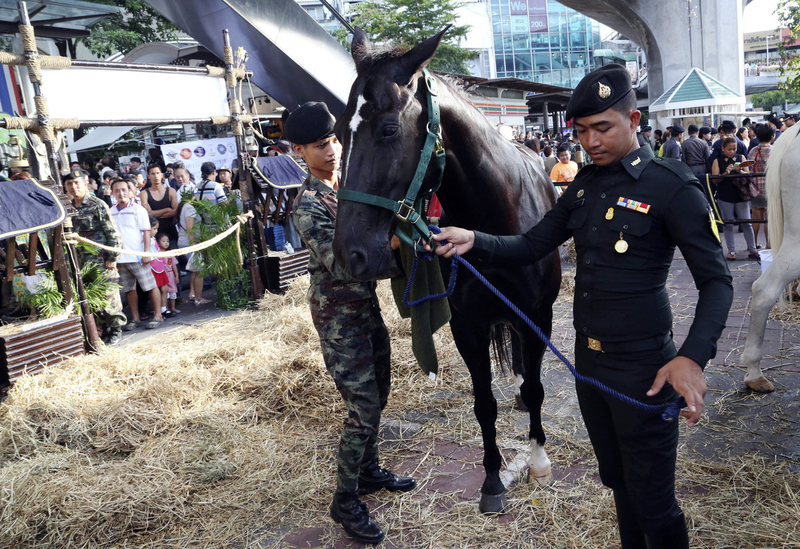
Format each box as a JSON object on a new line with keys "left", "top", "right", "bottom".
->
{"left": 638, "top": 113, "right": 796, "bottom": 259}
{"left": 1, "top": 153, "right": 244, "bottom": 341}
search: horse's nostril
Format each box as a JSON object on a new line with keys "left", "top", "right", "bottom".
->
{"left": 349, "top": 249, "right": 367, "bottom": 273}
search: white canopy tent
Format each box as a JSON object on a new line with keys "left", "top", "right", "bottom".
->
{"left": 65, "top": 125, "right": 135, "bottom": 153}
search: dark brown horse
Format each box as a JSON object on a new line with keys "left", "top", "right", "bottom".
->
{"left": 332, "top": 28, "right": 561, "bottom": 514}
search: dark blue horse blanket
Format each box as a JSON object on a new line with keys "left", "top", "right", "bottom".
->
{"left": 0, "top": 178, "right": 66, "bottom": 240}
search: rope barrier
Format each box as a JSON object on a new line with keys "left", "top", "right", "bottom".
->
{"left": 65, "top": 212, "right": 253, "bottom": 260}
{"left": 406, "top": 225, "right": 686, "bottom": 421}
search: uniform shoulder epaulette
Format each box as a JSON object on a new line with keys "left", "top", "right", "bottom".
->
{"left": 651, "top": 156, "right": 696, "bottom": 183}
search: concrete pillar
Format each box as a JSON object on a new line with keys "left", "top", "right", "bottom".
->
{"left": 556, "top": 0, "right": 745, "bottom": 102}
{"left": 543, "top": 101, "right": 549, "bottom": 132}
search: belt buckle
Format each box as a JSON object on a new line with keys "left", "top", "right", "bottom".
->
{"left": 588, "top": 337, "right": 603, "bottom": 352}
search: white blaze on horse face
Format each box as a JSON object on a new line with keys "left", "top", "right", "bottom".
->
{"left": 342, "top": 94, "right": 366, "bottom": 188}
{"left": 349, "top": 94, "right": 367, "bottom": 133}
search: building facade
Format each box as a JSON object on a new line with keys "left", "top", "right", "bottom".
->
{"left": 490, "top": 0, "right": 601, "bottom": 88}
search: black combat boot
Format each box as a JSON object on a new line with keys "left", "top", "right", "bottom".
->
{"left": 358, "top": 460, "right": 417, "bottom": 495}
{"left": 105, "top": 327, "right": 123, "bottom": 346}
{"left": 329, "top": 491, "right": 385, "bottom": 544}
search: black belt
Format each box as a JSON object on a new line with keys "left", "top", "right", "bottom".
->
{"left": 577, "top": 332, "right": 672, "bottom": 354}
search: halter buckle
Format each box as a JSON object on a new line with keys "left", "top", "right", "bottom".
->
{"left": 396, "top": 200, "right": 416, "bottom": 222}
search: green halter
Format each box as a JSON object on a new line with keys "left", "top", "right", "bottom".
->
{"left": 337, "top": 69, "right": 446, "bottom": 251}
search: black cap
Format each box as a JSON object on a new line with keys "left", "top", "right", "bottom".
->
{"left": 565, "top": 64, "right": 633, "bottom": 121}
{"left": 687, "top": 124, "right": 699, "bottom": 134}
{"left": 672, "top": 124, "right": 685, "bottom": 134}
{"left": 201, "top": 161, "right": 217, "bottom": 177}
{"left": 284, "top": 101, "right": 336, "bottom": 145}
{"left": 699, "top": 126, "right": 712, "bottom": 137}
{"left": 721, "top": 120, "right": 737, "bottom": 133}
{"left": 102, "top": 170, "right": 118, "bottom": 180}
{"left": 63, "top": 168, "right": 88, "bottom": 182}
{"left": 642, "top": 125, "right": 652, "bottom": 132}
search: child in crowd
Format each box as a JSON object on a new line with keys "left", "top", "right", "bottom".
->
{"left": 147, "top": 220, "right": 170, "bottom": 319}
{"left": 157, "top": 232, "right": 180, "bottom": 316}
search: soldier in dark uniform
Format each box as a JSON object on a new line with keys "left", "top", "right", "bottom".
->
{"left": 430, "top": 65, "right": 733, "bottom": 548}
{"left": 287, "top": 102, "right": 415, "bottom": 545}
{"left": 63, "top": 168, "right": 127, "bottom": 345}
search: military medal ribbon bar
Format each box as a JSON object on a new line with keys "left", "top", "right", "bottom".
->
{"left": 616, "top": 197, "right": 651, "bottom": 214}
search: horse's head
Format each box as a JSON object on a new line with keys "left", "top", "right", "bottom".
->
{"left": 333, "top": 27, "right": 448, "bottom": 280}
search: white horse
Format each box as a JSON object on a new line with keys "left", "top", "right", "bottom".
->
{"left": 741, "top": 122, "right": 800, "bottom": 393}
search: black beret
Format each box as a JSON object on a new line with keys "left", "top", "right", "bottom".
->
{"left": 672, "top": 124, "right": 685, "bottom": 134}
{"left": 63, "top": 168, "right": 88, "bottom": 182}
{"left": 566, "top": 64, "right": 632, "bottom": 121}
{"left": 699, "top": 126, "right": 712, "bottom": 136}
{"left": 687, "top": 124, "right": 699, "bottom": 134}
{"left": 642, "top": 125, "right": 652, "bottom": 132}
{"left": 284, "top": 101, "right": 336, "bottom": 145}
{"left": 721, "top": 120, "right": 737, "bottom": 132}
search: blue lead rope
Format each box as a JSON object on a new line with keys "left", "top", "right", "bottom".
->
{"left": 404, "top": 225, "right": 686, "bottom": 421}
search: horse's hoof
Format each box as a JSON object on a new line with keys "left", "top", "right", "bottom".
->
{"left": 514, "top": 393, "right": 529, "bottom": 412}
{"left": 529, "top": 465, "right": 553, "bottom": 486}
{"left": 479, "top": 491, "right": 509, "bottom": 515}
{"left": 745, "top": 376, "right": 775, "bottom": 393}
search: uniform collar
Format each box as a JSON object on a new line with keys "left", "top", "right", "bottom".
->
{"left": 618, "top": 145, "right": 654, "bottom": 180}
{"left": 307, "top": 172, "right": 336, "bottom": 195}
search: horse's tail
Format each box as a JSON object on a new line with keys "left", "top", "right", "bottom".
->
{"left": 490, "top": 323, "right": 513, "bottom": 375}
{"left": 766, "top": 123, "right": 800, "bottom": 255}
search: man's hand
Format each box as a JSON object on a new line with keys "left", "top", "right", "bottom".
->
{"left": 141, "top": 256, "right": 151, "bottom": 265}
{"left": 104, "top": 260, "right": 117, "bottom": 271}
{"left": 425, "top": 227, "right": 475, "bottom": 258}
{"left": 390, "top": 235, "right": 401, "bottom": 250}
{"left": 647, "top": 356, "right": 707, "bottom": 427}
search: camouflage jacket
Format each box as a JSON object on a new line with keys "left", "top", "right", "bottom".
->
{"left": 293, "top": 173, "right": 378, "bottom": 330}
{"left": 72, "top": 194, "right": 122, "bottom": 265}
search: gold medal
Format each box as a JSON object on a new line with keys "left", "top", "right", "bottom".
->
{"left": 615, "top": 232, "right": 628, "bottom": 253}
{"left": 577, "top": 189, "right": 584, "bottom": 198}
{"left": 605, "top": 207, "right": 614, "bottom": 220}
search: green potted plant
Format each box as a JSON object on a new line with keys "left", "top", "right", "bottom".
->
{"left": 190, "top": 198, "right": 251, "bottom": 310}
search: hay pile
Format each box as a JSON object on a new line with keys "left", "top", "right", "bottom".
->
{"left": 1, "top": 277, "right": 798, "bottom": 548}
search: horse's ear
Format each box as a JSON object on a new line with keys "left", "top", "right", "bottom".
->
{"left": 351, "top": 27, "right": 372, "bottom": 72}
{"left": 396, "top": 26, "right": 450, "bottom": 84}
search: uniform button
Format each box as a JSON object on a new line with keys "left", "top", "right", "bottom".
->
{"left": 592, "top": 226, "right": 597, "bottom": 231}
{"left": 623, "top": 224, "right": 629, "bottom": 229}
{"left": 582, "top": 327, "right": 588, "bottom": 332}
{"left": 585, "top": 259, "right": 591, "bottom": 264}
{"left": 582, "top": 292, "right": 588, "bottom": 297}
{"left": 600, "top": 193, "right": 606, "bottom": 198}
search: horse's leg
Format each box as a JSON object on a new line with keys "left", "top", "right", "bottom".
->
{"left": 450, "top": 313, "right": 507, "bottom": 515}
{"left": 511, "top": 332, "right": 528, "bottom": 411}
{"left": 742, "top": 243, "right": 800, "bottom": 392}
{"left": 517, "top": 314, "right": 553, "bottom": 486}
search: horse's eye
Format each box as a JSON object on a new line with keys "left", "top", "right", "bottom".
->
{"left": 382, "top": 125, "right": 399, "bottom": 140}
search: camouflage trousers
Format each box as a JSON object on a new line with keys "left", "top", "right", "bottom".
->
{"left": 313, "top": 296, "right": 391, "bottom": 494}
{"left": 85, "top": 259, "right": 127, "bottom": 331}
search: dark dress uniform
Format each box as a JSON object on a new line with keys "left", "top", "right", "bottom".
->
{"left": 469, "top": 143, "right": 733, "bottom": 542}
{"left": 293, "top": 173, "right": 391, "bottom": 494}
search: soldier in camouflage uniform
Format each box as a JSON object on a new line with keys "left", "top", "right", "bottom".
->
{"left": 63, "top": 168, "right": 127, "bottom": 345}
{"left": 287, "top": 102, "right": 415, "bottom": 545}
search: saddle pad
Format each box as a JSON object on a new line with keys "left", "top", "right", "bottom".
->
{"left": 0, "top": 178, "right": 66, "bottom": 240}
{"left": 253, "top": 155, "right": 307, "bottom": 189}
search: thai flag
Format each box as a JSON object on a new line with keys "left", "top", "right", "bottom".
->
{"left": 0, "top": 64, "right": 23, "bottom": 115}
